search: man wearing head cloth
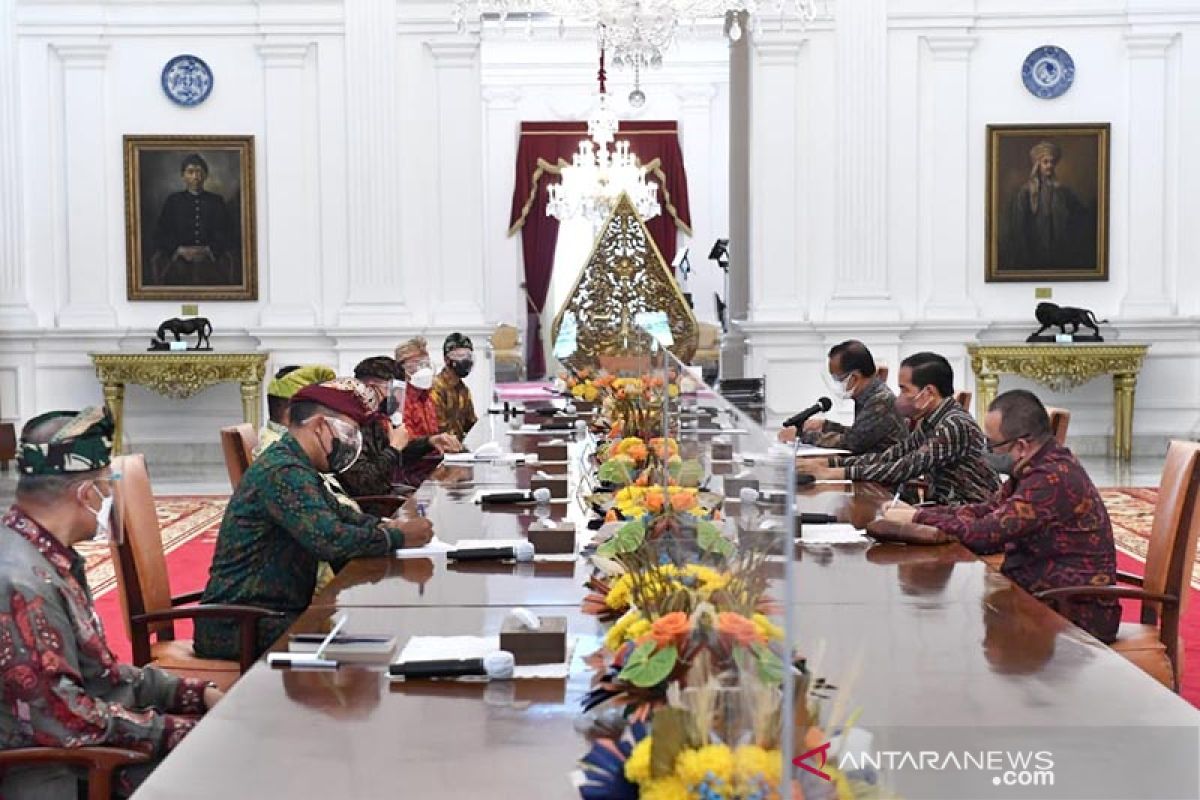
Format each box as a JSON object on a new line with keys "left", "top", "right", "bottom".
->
{"left": 195, "top": 380, "right": 434, "bottom": 661}
{"left": 149, "top": 152, "right": 237, "bottom": 287}
{"left": 432, "top": 333, "right": 479, "bottom": 441}
{"left": 394, "top": 337, "right": 444, "bottom": 440}
{"left": 1000, "top": 139, "right": 1095, "bottom": 270}
{"left": 0, "top": 408, "right": 220, "bottom": 798}
{"left": 257, "top": 364, "right": 337, "bottom": 456}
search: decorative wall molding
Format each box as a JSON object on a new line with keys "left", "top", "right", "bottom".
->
{"left": 0, "top": 0, "right": 34, "bottom": 327}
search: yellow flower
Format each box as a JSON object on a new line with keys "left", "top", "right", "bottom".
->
{"left": 676, "top": 744, "right": 734, "bottom": 789}
{"left": 668, "top": 384, "right": 680, "bottom": 397}
{"left": 605, "top": 574, "right": 635, "bottom": 610}
{"left": 641, "top": 776, "right": 689, "bottom": 800}
{"left": 733, "top": 745, "right": 782, "bottom": 788}
{"left": 752, "top": 613, "right": 785, "bottom": 641}
{"left": 604, "top": 610, "right": 641, "bottom": 650}
{"left": 571, "top": 383, "right": 587, "bottom": 399}
{"left": 686, "top": 565, "right": 731, "bottom": 593}
{"left": 627, "top": 619, "right": 652, "bottom": 640}
{"left": 583, "top": 384, "right": 599, "bottom": 402}
{"left": 624, "top": 736, "right": 653, "bottom": 784}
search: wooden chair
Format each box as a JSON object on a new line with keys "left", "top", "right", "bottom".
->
{"left": 110, "top": 454, "right": 282, "bottom": 690}
{"left": 0, "top": 746, "right": 150, "bottom": 800}
{"left": 491, "top": 323, "right": 525, "bottom": 382}
{"left": 1047, "top": 406, "right": 1071, "bottom": 445}
{"left": 220, "top": 423, "right": 257, "bottom": 491}
{"left": 0, "top": 421, "right": 15, "bottom": 471}
{"left": 1037, "top": 440, "right": 1200, "bottom": 691}
{"left": 955, "top": 390, "right": 973, "bottom": 413}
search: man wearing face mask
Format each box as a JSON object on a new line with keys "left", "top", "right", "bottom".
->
{"left": 194, "top": 381, "right": 434, "bottom": 661}
{"left": 1, "top": 408, "right": 221, "bottom": 798}
{"left": 884, "top": 390, "right": 1118, "bottom": 643}
{"left": 778, "top": 340, "right": 906, "bottom": 456}
{"left": 432, "top": 333, "right": 479, "bottom": 440}
{"left": 395, "top": 337, "right": 453, "bottom": 441}
{"left": 798, "top": 352, "right": 1000, "bottom": 505}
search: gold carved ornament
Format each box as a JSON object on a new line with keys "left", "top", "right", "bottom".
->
{"left": 91, "top": 353, "right": 267, "bottom": 400}
{"left": 550, "top": 193, "right": 698, "bottom": 368}
{"left": 968, "top": 345, "right": 1148, "bottom": 393}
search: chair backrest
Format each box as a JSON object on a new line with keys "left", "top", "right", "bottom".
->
{"left": 696, "top": 323, "right": 720, "bottom": 349}
{"left": 109, "top": 454, "right": 176, "bottom": 642}
{"left": 1142, "top": 442, "right": 1200, "bottom": 626}
{"left": 955, "top": 390, "right": 973, "bottom": 413}
{"left": 1046, "top": 407, "right": 1071, "bottom": 445}
{"left": 220, "top": 423, "right": 257, "bottom": 490}
{"left": 491, "top": 324, "right": 519, "bottom": 350}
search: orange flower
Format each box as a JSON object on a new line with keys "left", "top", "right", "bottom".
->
{"left": 670, "top": 491, "right": 697, "bottom": 512}
{"left": 650, "top": 612, "right": 690, "bottom": 648}
{"left": 717, "top": 612, "right": 765, "bottom": 646}
{"left": 605, "top": 509, "right": 620, "bottom": 523}
{"left": 625, "top": 443, "right": 649, "bottom": 463}
{"left": 644, "top": 489, "right": 665, "bottom": 513}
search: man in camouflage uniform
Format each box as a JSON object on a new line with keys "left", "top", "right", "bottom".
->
{"left": 0, "top": 407, "right": 221, "bottom": 798}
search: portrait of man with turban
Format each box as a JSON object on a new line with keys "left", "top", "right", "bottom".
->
{"left": 987, "top": 124, "right": 1109, "bottom": 282}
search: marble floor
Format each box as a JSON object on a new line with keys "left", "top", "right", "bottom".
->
{"left": 0, "top": 454, "right": 1166, "bottom": 510}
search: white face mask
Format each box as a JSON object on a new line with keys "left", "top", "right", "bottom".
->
{"left": 822, "top": 371, "right": 855, "bottom": 401}
{"left": 81, "top": 482, "right": 115, "bottom": 541}
{"left": 408, "top": 366, "right": 434, "bottom": 391}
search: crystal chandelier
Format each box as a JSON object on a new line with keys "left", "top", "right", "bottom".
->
{"left": 453, "top": 1, "right": 821, "bottom": 72}
{"left": 545, "top": 48, "right": 660, "bottom": 228}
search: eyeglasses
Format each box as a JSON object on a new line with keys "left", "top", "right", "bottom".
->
{"left": 987, "top": 435, "right": 1031, "bottom": 453}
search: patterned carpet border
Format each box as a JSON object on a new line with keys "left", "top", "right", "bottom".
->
{"left": 1098, "top": 486, "right": 1200, "bottom": 589}
{"left": 78, "top": 495, "right": 227, "bottom": 599}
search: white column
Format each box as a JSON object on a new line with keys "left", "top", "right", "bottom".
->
{"left": 53, "top": 43, "right": 116, "bottom": 328}
{"left": 426, "top": 40, "right": 486, "bottom": 327}
{"left": 921, "top": 35, "right": 978, "bottom": 319}
{"left": 1121, "top": 33, "right": 1176, "bottom": 317}
{"left": 339, "top": 0, "right": 409, "bottom": 326}
{"left": 724, "top": 21, "right": 750, "bottom": 378}
{"left": 257, "top": 43, "right": 320, "bottom": 328}
{"left": 482, "top": 86, "right": 523, "bottom": 326}
{"left": 747, "top": 32, "right": 805, "bottom": 323}
{"left": 675, "top": 83, "right": 718, "bottom": 309}
{"left": 0, "top": 0, "right": 33, "bottom": 326}
{"left": 825, "top": 0, "right": 899, "bottom": 319}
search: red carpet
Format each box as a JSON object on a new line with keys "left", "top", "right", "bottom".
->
{"left": 83, "top": 496, "right": 225, "bottom": 663}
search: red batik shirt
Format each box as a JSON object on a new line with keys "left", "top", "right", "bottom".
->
{"left": 914, "top": 441, "right": 1120, "bottom": 643}
{"left": 402, "top": 386, "right": 441, "bottom": 438}
{"left": 0, "top": 506, "right": 208, "bottom": 757}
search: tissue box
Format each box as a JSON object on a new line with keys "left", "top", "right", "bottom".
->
{"left": 530, "top": 475, "right": 569, "bottom": 499}
{"left": 500, "top": 615, "right": 568, "bottom": 666}
{"left": 572, "top": 400, "right": 596, "bottom": 413}
{"left": 723, "top": 477, "right": 760, "bottom": 499}
{"left": 537, "top": 460, "right": 569, "bottom": 475}
{"left": 711, "top": 460, "right": 735, "bottom": 476}
{"left": 538, "top": 441, "right": 569, "bottom": 461}
{"left": 527, "top": 520, "right": 576, "bottom": 554}
{"left": 711, "top": 442, "right": 734, "bottom": 461}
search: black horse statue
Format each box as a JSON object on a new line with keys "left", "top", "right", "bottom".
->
{"left": 151, "top": 317, "right": 213, "bottom": 351}
{"left": 1027, "top": 303, "right": 1108, "bottom": 342}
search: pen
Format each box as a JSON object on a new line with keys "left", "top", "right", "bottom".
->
{"left": 887, "top": 488, "right": 902, "bottom": 510}
{"left": 416, "top": 501, "right": 427, "bottom": 518}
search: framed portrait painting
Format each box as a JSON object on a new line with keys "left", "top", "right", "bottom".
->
{"left": 985, "top": 123, "right": 1110, "bottom": 282}
{"left": 123, "top": 135, "right": 257, "bottom": 300}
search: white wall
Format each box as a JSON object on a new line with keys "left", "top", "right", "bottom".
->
{"left": 740, "top": 0, "right": 1200, "bottom": 456}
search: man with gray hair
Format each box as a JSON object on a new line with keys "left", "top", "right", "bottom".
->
{"left": 0, "top": 408, "right": 220, "bottom": 798}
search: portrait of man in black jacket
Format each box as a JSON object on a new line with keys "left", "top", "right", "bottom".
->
{"left": 147, "top": 153, "right": 238, "bottom": 286}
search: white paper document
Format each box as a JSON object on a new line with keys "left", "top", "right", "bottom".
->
{"left": 394, "top": 635, "right": 575, "bottom": 679}
{"left": 798, "top": 523, "right": 870, "bottom": 545}
{"left": 393, "top": 537, "right": 454, "bottom": 558}
{"left": 793, "top": 445, "right": 851, "bottom": 457}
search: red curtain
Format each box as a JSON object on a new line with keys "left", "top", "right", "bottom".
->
{"left": 508, "top": 120, "right": 691, "bottom": 379}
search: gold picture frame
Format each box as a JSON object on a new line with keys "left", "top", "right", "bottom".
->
{"left": 985, "top": 123, "right": 1110, "bottom": 282}
{"left": 123, "top": 134, "right": 257, "bottom": 301}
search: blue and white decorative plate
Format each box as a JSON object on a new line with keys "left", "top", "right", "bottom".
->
{"left": 1021, "top": 46, "right": 1074, "bottom": 99}
{"left": 161, "top": 55, "right": 213, "bottom": 107}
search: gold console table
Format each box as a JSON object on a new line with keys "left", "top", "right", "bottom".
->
{"left": 967, "top": 343, "right": 1150, "bottom": 461}
{"left": 89, "top": 352, "right": 268, "bottom": 455}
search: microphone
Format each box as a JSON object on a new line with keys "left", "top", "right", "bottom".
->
{"left": 478, "top": 491, "right": 533, "bottom": 505}
{"left": 799, "top": 512, "right": 838, "bottom": 525}
{"left": 447, "top": 541, "right": 535, "bottom": 562}
{"left": 389, "top": 651, "right": 515, "bottom": 681}
{"left": 783, "top": 397, "right": 832, "bottom": 429}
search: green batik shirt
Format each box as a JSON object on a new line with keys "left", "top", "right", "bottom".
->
{"left": 194, "top": 434, "right": 395, "bottom": 661}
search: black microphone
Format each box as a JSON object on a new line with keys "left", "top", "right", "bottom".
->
{"left": 478, "top": 491, "right": 534, "bottom": 505}
{"left": 389, "top": 652, "right": 515, "bottom": 680}
{"left": 447, "top": 542, "right": 535, "bottom": 562}
{"left": 799, "top": 513, "right": 838, "bottom": 525}
{"left": 783, "top": 397, "right": 833, "bottom": 429}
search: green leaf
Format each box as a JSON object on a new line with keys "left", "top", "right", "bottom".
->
{"left": 752, "top": 642, "right": 785, "bottom": 684}
{"left": 618, "top": 644, "right": 678, "bottom": 687}
{"left": 622, "top": 638, "right": 656, "bottom": 669}
{"left": 649, "top": 707, "right": 690, "bottom": 778}
{"left": 596, "top": 518, "right": 646, "bottom": 557}
{"left": 675, "top": 459, "right": 705, "bottom": 488}
{"left": 597, "top": 458, "right": 634, "bottom": 485}
{"left": 697, "top": 519, "right": 735, "bottom": 558}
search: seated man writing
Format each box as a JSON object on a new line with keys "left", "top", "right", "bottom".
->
{"left": 884, "top": 389, "right": 1119, "bottom": 643}
{"left": 778, "top": 339, "right": 906, "bottom": 456}
{"left": 799, "top": 352, "right": 1000, "bottom": 505}
{"left": 195, "top": 381, "right": 434, "bottom": 661}
{"left": 1, "top": 408, "right": 220, "bottom": 798}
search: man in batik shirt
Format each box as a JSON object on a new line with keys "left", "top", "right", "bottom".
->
{"left": 885, "top": 389, "right": 1119, "bottom": 643}
{"left": 431, "top": 333, "right": 479, "bottom": 441}
{"left": 799, "top": 352, "right": 1000, "bottom": 505}
{"left": 778, "top": 340, "right": 906, "bottom": 456}
{"left": 195, "top": 381, "right": 435, "bottom": 661}
{"left": 0, "top": 407, "right": 220, "bottom": 798}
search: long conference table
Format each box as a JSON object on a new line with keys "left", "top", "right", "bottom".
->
{"left": 133, "top": 400, "right": 1200, "bottom": 799}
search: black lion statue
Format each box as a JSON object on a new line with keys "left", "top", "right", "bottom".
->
{"left": 1028, "top": 302, "right": 1108, "bottom": 341}
{"left": 150, "top": 317, "right": 213, "bottom": 351}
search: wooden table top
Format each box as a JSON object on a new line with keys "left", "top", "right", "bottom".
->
{"left": 132, "top": 412, "right": 1200, "bottom": 799}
